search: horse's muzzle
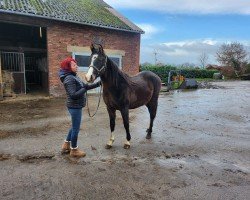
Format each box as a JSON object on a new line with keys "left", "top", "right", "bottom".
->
{"left": 86, "top": 67, "right": 96, "bottom": 82}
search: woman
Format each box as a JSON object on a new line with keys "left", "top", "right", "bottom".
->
{"left": 59, "top": 57, "right": 101, "bottom": 158}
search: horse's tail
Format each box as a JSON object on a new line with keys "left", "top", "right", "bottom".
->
{"left": 151, "top": 73, "right": 162, "bottom": 100}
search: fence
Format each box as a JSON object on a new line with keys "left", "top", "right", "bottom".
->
{"left": 0, "top": 52, "right": 26, "bottom": 95}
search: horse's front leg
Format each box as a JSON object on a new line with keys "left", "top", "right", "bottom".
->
{"left": 120, "top": 107, "right": 131, "bottom": 149}
{"left": 105, "top": 107, "right": 116, "bottom": 149}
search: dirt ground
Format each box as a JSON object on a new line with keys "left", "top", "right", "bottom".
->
{"left": 0, "top": 81, "right": 249, "bottom": 200}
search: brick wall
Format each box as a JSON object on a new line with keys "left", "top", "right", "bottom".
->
{"left": 0, "top": 13, "right": 141, "bottom": 96}
{"left": 47, "top": 21, "right": 141, "bottom": 96}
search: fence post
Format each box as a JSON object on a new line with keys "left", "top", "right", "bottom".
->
{"left": 0, "top": 53, "right": 3, "bottom": 101}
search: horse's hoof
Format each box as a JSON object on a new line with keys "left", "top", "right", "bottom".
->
{"left": 146, "top": 134, "right": 151, "bottom": 139}
{"left": 124, "top": 144, "right": 130, "bottom": 149}
{"left": 105, "top": 144, "right": 112, "bottom": 149}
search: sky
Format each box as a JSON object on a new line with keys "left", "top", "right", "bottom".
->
{"left": 105, "top": 0, "right": 250, "bottom": 66}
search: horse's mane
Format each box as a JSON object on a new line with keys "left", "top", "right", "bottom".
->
{"left": 106, "top": 57, "right": 136, "bottom": 88}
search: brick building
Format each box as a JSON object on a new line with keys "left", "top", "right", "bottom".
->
{"left": 0, "top": 0, "right": 143, "bottom": 97}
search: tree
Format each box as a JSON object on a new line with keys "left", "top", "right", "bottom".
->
{"left": 198, "top": 52, "right": 209, "bottom": 68}
{"left": 180, "top": 62, "right": 196, "bottom": 68}
{"left": 246, "top": 63, "right": 250, "bottom": 73}
{"left": 216, "top": 42, "right": 248, "bottom": 77}
{"left": 140, "top": 62, "right": 153, "bottom": 67}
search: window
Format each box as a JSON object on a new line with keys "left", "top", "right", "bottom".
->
{"left": 109, "top": 57, "right": 121, "bottom": 67}
{"left": 72, "top": 53, "right": 90, "bottom": 72}
{"left": 75, "top": 55, "right": 90, "bottom": 68}
{"left": 72, "top": 52, "right": 122, "bottom": 72}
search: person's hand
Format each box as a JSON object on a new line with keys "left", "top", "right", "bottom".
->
{"left": 86, "top": 80, "right": 102, "bottom": 90}
{"left": 97, "top": 80, "right": 102, "bottom": 86}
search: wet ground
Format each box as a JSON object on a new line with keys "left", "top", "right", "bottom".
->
{"left": 0, "top": 81, "right": 250, "bottom": 200}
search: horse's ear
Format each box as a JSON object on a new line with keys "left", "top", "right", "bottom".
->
{"left": 98, "top": 44, "right": 105, "bottom": 55}
{"left": 90, "top": 44, "right": 97, "bottom": 53}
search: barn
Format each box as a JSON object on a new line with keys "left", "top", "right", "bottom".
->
{"left": 0, "top": 0, "right": 144, "bottom": 98}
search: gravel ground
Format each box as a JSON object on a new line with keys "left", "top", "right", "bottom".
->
{"left": 0, "top": 81, "right": 249, "bottom": 200}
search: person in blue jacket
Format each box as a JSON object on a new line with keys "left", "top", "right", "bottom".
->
{"left": 59, "top": 57, "right": 101, "bottom": 158}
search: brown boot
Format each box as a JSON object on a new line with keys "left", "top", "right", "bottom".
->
{"left": 61, "top": 141, "right": 70, "bottom": 154}
{"left": 70, "top": 147, "right": 86, "bottom": 158}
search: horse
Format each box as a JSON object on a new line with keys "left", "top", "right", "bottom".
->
{"left": 85, "top": 44, "right": 161, "bottom": 149}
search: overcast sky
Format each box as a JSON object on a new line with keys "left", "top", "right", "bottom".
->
{"left": 105, "top": 0, "right": 250, "bottom": 66}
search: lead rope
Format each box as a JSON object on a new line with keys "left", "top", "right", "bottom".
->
{"left": 86, "top": 84, "right": 103, "bottom": 117}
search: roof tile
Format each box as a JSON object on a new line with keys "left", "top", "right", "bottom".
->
{"left": 0, "top": 0, "right": 144, "bottom": 33}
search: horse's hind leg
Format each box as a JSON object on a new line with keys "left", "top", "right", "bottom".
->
{"left": 105, "top": 107, "right": 116, "bottom": 149}
{"left": 120, "top": 107, "right": 131, "bottom": 149}
{"left": 146, "top": 99, "right": 158, "bottom": 139}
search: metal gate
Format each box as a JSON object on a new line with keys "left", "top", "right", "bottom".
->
{"left": 0, "top": 52, "right": 26, "bottom": 95}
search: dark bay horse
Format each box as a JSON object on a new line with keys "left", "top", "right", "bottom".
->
{"left": 86, "top": 44, "right": 161, "bottom": 149}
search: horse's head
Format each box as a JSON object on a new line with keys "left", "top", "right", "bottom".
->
{"left": 86, "top": 44, "right": 107, "bottom": 83}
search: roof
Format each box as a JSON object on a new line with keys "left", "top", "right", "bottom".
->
{"left": 0, "top": 0, "right": 144, "bottom": 34}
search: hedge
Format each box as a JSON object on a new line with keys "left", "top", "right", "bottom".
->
{"left": 140, "top": 65, "right": 176, "bottom": 83}
{"left": 140, "top": 65, "right": 218, "bottom": 83}
{"left": 245, "top": 63, "right": 250, "bottom": 73}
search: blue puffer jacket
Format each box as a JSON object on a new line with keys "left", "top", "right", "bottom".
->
{"left": 59, "top": 69, "right": 101, "bottom": 108}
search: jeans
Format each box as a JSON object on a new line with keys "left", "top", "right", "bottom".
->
{"left": 66, "top": 108, "right": 82, "bottom": 148}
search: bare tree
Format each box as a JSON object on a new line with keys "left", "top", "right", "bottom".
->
{"left": 198, "top": 52, "right": 209, "bottom": 68}
{"left": 216, "top": 42, "right": 247, "bottom": 76}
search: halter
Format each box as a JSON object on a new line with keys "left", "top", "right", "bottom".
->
{"left": 89, "top": 56, "right": 107, "bottom": 76}
{"left": 86, "top": 56, "right": 107, "bottom": 117}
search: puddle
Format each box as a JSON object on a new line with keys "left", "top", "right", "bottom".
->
{"left": 233, "top": 163, "right": 250, "bottom": 174}
{"left": 156, "top": 157, "right": 187, "bottom": 168}
{"left": 201, "top": 156, "right": 250, "bottom": 175}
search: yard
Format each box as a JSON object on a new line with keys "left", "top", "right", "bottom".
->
{"left": 0, "top": 81, "right": 249, "bottom": 200}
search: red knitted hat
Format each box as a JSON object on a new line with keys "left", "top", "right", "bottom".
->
{"left": 60, "top": 57, "right": 77, "bottom": 71}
